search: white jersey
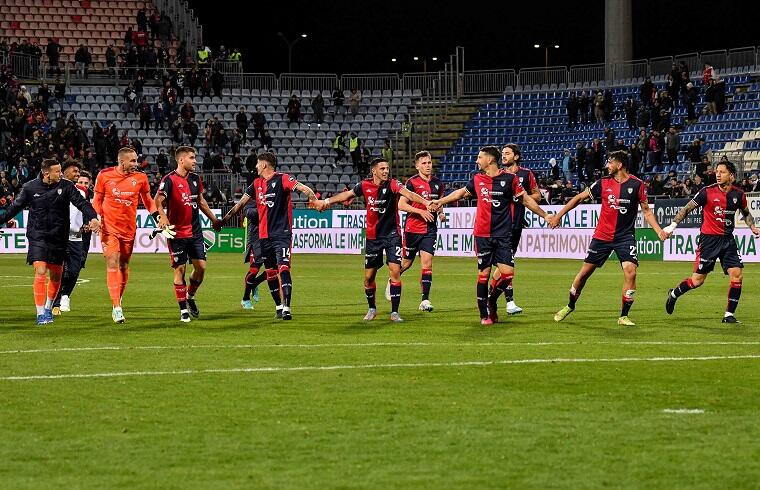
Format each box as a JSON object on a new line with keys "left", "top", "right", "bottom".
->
{"left": 68, "top": 186, "right": 87, "bottom": 241}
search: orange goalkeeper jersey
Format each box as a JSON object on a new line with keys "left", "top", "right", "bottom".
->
{"left": 93, "top": 167, "right": 156, "bottom": 238}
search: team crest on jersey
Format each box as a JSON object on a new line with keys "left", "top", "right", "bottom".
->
{"left": 178, "top": 183, "right": 184, "bottom": 189}
{"left": 57, "top": 189, "right": 62, "bottom": 195}
{"left": 382, "top": 188, "right": 386, "bottom": 194}
{"left": 500, "top": 181, "right": 505, "bottom": 187}
{"left": 131, "top": 179, "right": 137, "bottom": 187}
{"left": 159, "top": 181, "right": 165, "bottom": 190}
{"left": 733, "top": 197, "right": 737, "bottom": 204}
{"left": 628, "top": 188, "right": 633, "bottom": 194}
{"left": 272, "top": 182, "right": 277, "bottom": 188}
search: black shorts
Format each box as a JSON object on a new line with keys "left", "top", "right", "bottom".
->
{"left": 81, "top": 231, "right": 91, "bottom": 267}
{"left": 474, "top": 236, "right": 514, "bottom": 270}
{"left": 244, "top": 238, "right": 264, "bottom": 266}
{"left": 584, "top": 236, "right": 638, "bottom": 267}
{"left": 511, "top": 227, "right": 523, "bottom": 255}
{"left": 27, "top": 241, "right": 66, "bottom": 265}
{"left": 402, "top": 231, "right": 436, "bottom": 261}
{"left": 694, "top": 234, "right": 743, "bottom": 275}
{"left": 260, "top": 234, "right": 292, "bottom": 269}
{"left": 365, "top": 235, "right": 402, "bottom": 269}
{"left": 168, "top": 236, "right": 207, "bottom": 267}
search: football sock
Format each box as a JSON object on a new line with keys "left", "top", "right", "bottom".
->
{"left": 488, "top": 276, "right": 501, "bottom": 303}
{"left": 420, "top": 269, "right": 432, "bottom": 301}
{"left": 266, "top": 269, "right": 281, "bottom": 306}
{"left": 45, "top": 264, "right": 63, "bottom": 310}
{"left": 568, "top": 285, "right": 581, "bottom": 309}
{"left": 365, "top": 282, "right": 376, "bottom": 309}
{"left": 672, "top": 278, "right": 696, "bottom": 298}
{"left": 390, "top": 281, "right": 402, "bottom": 313}
{"left": 187, "top": 277, "right": 202, "bottom": 299}
{"left": 279, "top": 266, "right": 292, "bottom": 308}
{"left": 477, "top": 275, "right": 489, "bottom": 319}
{"left": 727, "top": 281, "right": 742, "bottom": 314}
{"left": 120, "top": 266, "right": 129, "bottom": 299}
{"left": 493, "top": 275, "right": 513, "bottom": 300}
{"left": 33, "top": 270, "right": 46, "bottom": 314}
{"left": 106, "top": 268, "right": 122, "bottom": 307}
{"left": 174, "top": 282, "right": 187, "bottom": 311}
{"left": 621, "top": 289, "right": 635, "bottom": 317}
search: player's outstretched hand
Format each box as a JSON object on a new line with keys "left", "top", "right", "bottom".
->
{"left": 657, "top": 229, "right": 670, "bottom": 240}
{"left": 751, "top": 225, "right": 760, "bottom": 238}
{"left": 428, "top": 200, "right": 440, "bottom": 212}
{"left": 158, "top": 215, "right": 170, "bottom": 230}
{"left": 87, "top": 218, "right": 101, "bottom": 233}
{"left": 547, "top": 215, "right": 561, "bottom": 229}
{"left": 212, "top": 219, "right": 223, "bottom": 232}
{"left": 5, "top": 218, "right": 18, "bottom": 228}
{"left": 161, "top": 224, "right": 177, "bottom": 238}
{"left": 418, "top": 209, "right": 435, "bottom": 222}
{"left": 314, "top": 200, "right": 329, "bottom": 212}
{"left": 438, "top": 212, "right": 447, "bottom": 223}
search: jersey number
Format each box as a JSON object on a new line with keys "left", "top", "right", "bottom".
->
{"left": 281, "top": 247, "right": 291, "bottom": 258}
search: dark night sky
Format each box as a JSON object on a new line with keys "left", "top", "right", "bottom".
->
{"left": 186, "top": 0, "right": 760, "bottom": 75}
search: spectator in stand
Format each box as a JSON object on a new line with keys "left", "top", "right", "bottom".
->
{"left": 157, "top": 45, "right": 170, "bottom": 73}
{"left": 149, "top": 10, "right": 161, "bottom": 40}
{"left": 560, "top": 148, "right": 574, "bottom": 181}
{"left": 133, "top": 28, "right": 148, "bottom": 49}
{"left": 685, "top": 82, "right": 699, "bottom": 122}
{"left": 74, "top": 44, "right": 91, "bottom": 79}
{"left": 332, "top": 87, "right": 345, "bottom": 115}
{"left": 603, "top": 89, "right": 614, "bottom": 121}
{"left": 161, "top": 80, "right": 177, "bottom": 106}
{"left": 628, "top": 143, "right": 642, "bottom": 176}
{"left": 244, "top": 149, "right": 258, "bottom": 173}
{"left": 215, "top": 128, "right": 229, "bottom": 153}
{"left": 591, "top": 138, "right": 604, "bottom": 173}
{"left": 665, "top": 177, "right": 684, "bottom": 198}
{"left": 144, "top": 45, "right": 158, "bottom": 80}
{"left": 137, "top": 7, "right": 148, "bottom": 32}
{"left": 217, "top": 45, "right": 229, "bottom": 61}
{"left": 549, "top": 158, "right": 560, "bottom": 181}
{"left": 357, "top": 141, "right": 371, "bottom": 176}
{"left": 184, "top": 118, "right": 199, "bottom": 146}
{"left": 152, "top": 98, "right": 165, "bottom": 130}
{"left": 200, "top": 71, "right": 212, "bottom": 97}
{"left": 665, "top": 127, "right": 680, "bottom": 166}
{"left": 647, "top": 130, "right": 662, "bottom": 168}
{"left": 176, "top": 41, "right": 188, "bottom": 68}
{"left": 45, "top": 38, "right": 61, "bottom": 76}
{"left": 158, "top": 13, "right": 172, "bottom": 45}
{"left": 209, "top": 151, "right": 225, "bottom": 172}
{"left": 704, "top": 79, "right": 717, "bottom": 115}
{"left": 578, "top": 90, "right": 590, "bottom": 124}
{"left": 649, "top": 174, "right": 665, "bottom": 196}
{"left": 714, "top": 78, "right": 727, "bottom": 114}
{"left": 236, "top": 107, "right": 249, "bottom": 143}
{"left": 230, "top": 129, "right": 242, "bottom": 155}
{"left": 105, "top": 44, "right": 117, "bottom": 79}
{"left": 123, "top": 83, "right": 137, "bottom": 114}
{"left": 311, "top": 93, "right": 324, "bottom": 124}
{"left": 603, "top": 127, "right": 615, "bottom": 152}
{"left": 229, "top": 153, "right": 243, "bottom": 174}
{"left": 584, "top": 145, "right": 596, "bottom": 184}
{"left": 640, "top": 77, "right": 654, "bottom": 107}
{"left": 180, "top": 100, "right": 195, "bottom": 122}
{"left": 260, "top": 129, "right": 272, "bottom": 151}
{"left": 348, "top": 131, "right": 361, "bottom": 167}
{"left": 187, "top": 69, "right": 199, "bottom": 98}
{"left": 251, "top": 107, "right": 266, "bottom": 141}
{"left": 680, "top": 71, "right": 692, "bottom": 104}
{"left": 566, "top": 93, "right": 578, "bottom": 129}
{"left": 692, "top": 174, "right": 705, "bottom": 192}
{"left": 702, "top": 63, "right": 715, "bottom": 86}
{"left": 575, "top": 142, "right": 586, "bottom": 182}
{"left": 134, "top": 73, "right": 146, "bottom": 103}
{"left": 124, "top": 27, "right": 134, "bottom": 50}
{"left": 656, "top": 109, "right": 671, "bottom": 133}
{"left": 683, "top": 178, "right": 699, "bottom": 195}
{"left": 286, "top": 95, "right": 302, "bottom": 126}
{"left": 623, "top": 96, "right": 637, "bottom": 130}
{"left": 138, "top": 98, "right": 152, "bottom": 130}
{"left": 560, "top": 180, "right": 577, "bottom": 204}
{"left": 349, "top": 89, "right": 362, "bottom": 116}
{"left": 229, "top": 48, "right": 242, "bottom": 63}
{"left": 381, "top": 139, "right": 394, "bottom": 167}
{"left": 210, "top": 69, "right": 224, "bottom": 98}
{"left": 156, "top": 148, "right": 169, "bottom": 175}
{"left": 593, "top": 91, "right": 605, "bottom": 123}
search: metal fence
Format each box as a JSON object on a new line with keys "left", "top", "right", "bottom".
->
{"left": 198, "top": 171, "right": 246, "bottom": 205}
{"left": 700, "top": 50, "right": 728, "bottom": 71}
{"left": 401, "top": 72, "right": 438, "bottom": 93}
{"left": 241, "top": 73, "right": 278, "bottom": 92}
{"left": 675, "top": 52, "right": 701, "bottom": 74}
{"left": 728, "top": 46, "right": 756, "bottom": 68}
{"left": 341, "top": 73, "right": 400, "bottom": 93}
{"left": 280, "top": 74, "right": 339, "bottom": 93}
{"left": 462, "top": 70, "right": 516, "bottom": 95}
{"left": 517, "top": 66, "right": 567, "bottom": 88}
{"left": 648, "top": 56, "right": 674, "bottom": 78}
{"left": 569, "top": 64, "right": 604, "bottom": 84}
{"left": 8, "top": 52, "right": 41, "bottom": 79}
{"left": 611, "top": 59, "right": 648, "bottom": 81}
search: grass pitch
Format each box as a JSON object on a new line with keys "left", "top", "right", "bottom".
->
{"left": 1, "top": 253, "right": 759, "bottom": 489}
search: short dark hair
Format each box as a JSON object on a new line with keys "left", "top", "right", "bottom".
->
{"left": 414, "top": 150, "right": 431, "bottom": 162}
{"left": 370, "top": 157, "right": 387, "bottom": 168}
{"left": 79, "top": 170, "right": 92, "bottom": 180}
{"left": 608, "top": 150, "right": 630, "bottom": 169}
{"left": 502, "top": 143, "right": 521, "bottom": 161}
{"left": 479, "top": 146, "right": 500, "bottom": 163}
{"left": 717, "top": 160, "right": 737, "bottom": 176}
{"left": 62, "top": 160, "right": 82, "bottom": 172}
{"left": 175, "top": 146, "right": 196, "bottom": 160}
{"left": 257, "top": 151, "right": 278, "bottom": 168}
{"left": 41, "top": 159, "right": 60, "bottom": 172}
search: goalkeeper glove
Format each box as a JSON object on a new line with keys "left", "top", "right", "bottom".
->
{"left": 150, "top": 225, "right": 177, "bottom": 239}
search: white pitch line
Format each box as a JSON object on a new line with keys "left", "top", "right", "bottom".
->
{"left": 662, "top": 408, "right": 705, "bottom": 414}
{"left": 4, "top": 340, "right": 760, "bottom": 356}
{"left": 3, "top": 354, "right": 760, "bottom": 382}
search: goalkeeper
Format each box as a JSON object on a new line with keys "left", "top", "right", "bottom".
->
{"left": 154, "top": 146, "right": 221, "bottom": 323}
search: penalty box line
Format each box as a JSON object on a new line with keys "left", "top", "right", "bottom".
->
{"left": 2, "top": 354, "right": 760, "bottom": 381}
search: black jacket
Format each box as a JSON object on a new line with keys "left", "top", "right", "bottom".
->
{"left": 0, "top": 177, "right": 97, "bottom": 247}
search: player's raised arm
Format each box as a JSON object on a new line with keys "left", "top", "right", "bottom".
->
{"left": 398, "top": 195, "right": 434, "bottom": 223}
{"left": 548, "top": 188, "right": 591, "bottom": 228}
{"left": 433, "top": 186, "right": 470, "bottom": 209}
{"left": 315, "top": 188, "right": 356, "bottom": 212}
{"left": 517, "top": 192, "right": 551, "bottom": 221}
{"left": 398, "top": 186, "right": 431, "bottom": 209}
{"left": 663, "top": 189, "right": 704, "bottom": 235}
{"left": 220, "top": 192, "right": 252, "bottom": 224}
{"left": 294, "top": 182, "right": 317, "bottom": 202}
{"left": 197, "top": 192, "right": 221, "bottom": 229}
